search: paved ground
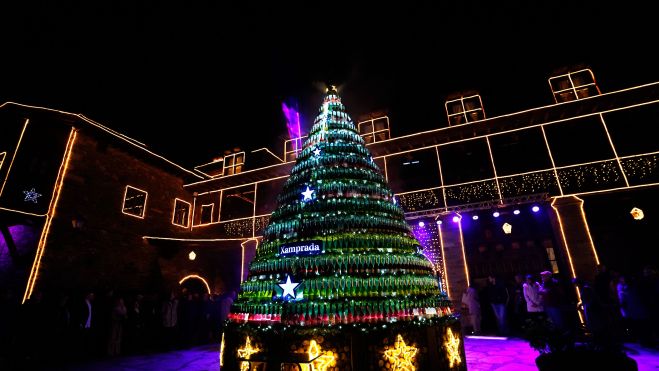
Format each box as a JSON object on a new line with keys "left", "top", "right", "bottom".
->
{"left": 36, "top": 337, "right": 659, "bottom": 371}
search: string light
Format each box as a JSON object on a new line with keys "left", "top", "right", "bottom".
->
{"left": 22, "top": 129, "right": 77, "bottom": 303}
{"left": 172, "top": 198, "right": 192, "bottom": 228}
{"left": 178, "top": 274, "right": 211, "bottom": 294}
{"left": 0, "top": 119, "right": 29, "bottom": 197}
{"left": 219, "top": 332, "right": 225, "bottom": 367}
{"left": 121, "top": 185, "right": 148, "bottom": 219}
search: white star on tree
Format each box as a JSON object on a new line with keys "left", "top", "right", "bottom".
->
{"left": 313, "top": 148, "right": 322, "bottom": 156}
{"left": 278, "top": 275, "right": 300, "bottom": 299}
{"left": 23, "top": 188, "right": 42, "bottom": 203}
{"left": 301, "top": 186, "right": 315, "bottom": 201}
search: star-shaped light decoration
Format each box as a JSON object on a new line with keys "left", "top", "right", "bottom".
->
{"left": 23, "top": 188, "right": 42, "bottom": 203}
{"left": 308, "top": 339, "right": 336, "bottom": 371}
{"left": 444, "top": 328, "right": 462, "bottom": 368}
{"left": 313, "top": 148, "right": 322, "bottom": 156}
{"left": 278, "top": 275, "right": 300, "bottom": 300}
{"left": 301, "top": 186, "right": 315, "bottom": 201}
{"left": 237, "top": 336, "right": 260, "bottom": 359}
{"left": 384, "top": 334, "right": 418, "bottom": 371}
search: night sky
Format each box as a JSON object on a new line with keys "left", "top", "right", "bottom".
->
{"left": 1, "top": 1, "right": 656, "bottom": 168}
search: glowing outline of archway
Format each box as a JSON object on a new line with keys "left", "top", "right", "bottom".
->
{"left": 178, "top": 274, "right": 211, "bottom": 294}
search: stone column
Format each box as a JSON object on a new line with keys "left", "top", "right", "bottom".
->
{"left": 438, "top": 217, "right": 470, "bottom": 308}
{"left": 549, "top": 196, "right": 600, "bottom": 283}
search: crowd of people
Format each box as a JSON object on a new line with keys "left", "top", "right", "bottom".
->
{"left": 0, "top": 287, "right": 236, "bottom": 369}
{"left": 460, "top": 264, "right": 659, "bottom": 350}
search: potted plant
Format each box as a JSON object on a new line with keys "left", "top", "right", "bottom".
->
{"left": 522, "top": 314, "right": 638, "bottom": 371}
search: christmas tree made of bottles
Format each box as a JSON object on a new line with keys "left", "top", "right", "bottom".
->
{"left": 222, "top": 87, "right": 463, "bottom": 371}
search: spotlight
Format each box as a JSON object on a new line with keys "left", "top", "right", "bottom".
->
{"left": 472, "top": 215, "right": 479, "bottom": 220}
{"left": 418, "top": 221, "right": 425, "bottom": 227}
{"left": 502, "top": 223, "right": 512, "bottom": 234}
{"left": 493, "top": 211, "right": 500, "bottom": 218}
{"left": 513, "top": 209, "right": 520, "bottom": 215}
{"left": 436, "top": 220, "right": 442, "bottom": 225}
{"left": 452, "top": 216, "right": 460, "bottom": 223}
{"left": 532, "top": 205, "right": 540, "bottom": 213}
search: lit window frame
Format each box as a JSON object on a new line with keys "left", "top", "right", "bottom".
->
{"left": 445, "top": 95, "right": 486, "bottom": 126}
{"left": 122, "top": 185, "right": 148, "bottom": 219}
{"left": 358, "top": 116, "right": 391, "bottom": 144}
{"left": 548, "top": 68, "right": 601, "bottom": 103}
{"left": 284, "top": 136, "right": 307, "bottom": 162}
{"left": 199, "top": 203, "right": 214, "bottom": 225}
{"left": 223, "top": 152, "right": 245, "bottom": 176}
{"left": 172, "top": 198, "right": 192, "bottom": 228}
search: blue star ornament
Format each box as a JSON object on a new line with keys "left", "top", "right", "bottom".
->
{"left": 23, "top": 188, "right": 42, "bottom": 203}
{"left": 301, "top": 186, "right": 315, "bottom": 201}
{"left": 278, "top": 275, "right": 300, "bottom": 300}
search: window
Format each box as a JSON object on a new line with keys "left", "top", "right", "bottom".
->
{"left": 445, "top": 95, "right": 485, "bottom": 126}
{"left": 122, "top": 186, "right": 147, "bottom": 218}
{"left": 549, "top": 69, "right": 601, "bottom": 103}
{"left": 358, "top": 116, "right": 390, "bottom": 144}
{"left": 200, "top": 204, "right": 214, "bottom": 224}
{"left": 284, "top": 136, "right": 307, "bottom": 162}
{"left": 543, "top": 239, "right": 559, "bottom": 273}
{"left": 172, "top": 198, "right": 191, "bottom": 227}
{"left": 223, "top": 152, "right": 245, "bottom": 175}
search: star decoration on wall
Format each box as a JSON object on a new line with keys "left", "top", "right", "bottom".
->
{"left": 23, "top": 188, "right": 42, "bottom": 203}
{"left": 384, "top": 334, "right": 418, "bottom": 371}
{"left": 301, "top": 186, "right": 315, "bottom": 201}
{"left": 444, "top": 328, "right": 462, "bottom": 368}
{"left": 308, "top": 339, "right": 336, "bottom": 371}
{"left": 237, "top": 336, "right": 260, "bottom": 359}
{"left": 313, "top": 148, "right": 322, "bottom": 156}
{"left": 278, "top": 275, "right": 300, "bottom": 299}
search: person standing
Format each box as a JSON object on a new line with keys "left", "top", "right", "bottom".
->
{"left": 161, "top": 291, "right": 178, "bottom": 351}
{"left": 523, "top": 274, "right": 543, "bottom": 318}
{"left": 539, "top": 271, "right": 565, "bottom": 332}
{"left": 511, "top": 274, "right": 527, "bottom": 335}
{"left": 487, "top": 275, "right": 510, "bottom": 336}
{"left": 461, "top": 284, "right": 482, "bottom": 334}
{"left": 107, "top": 296, "right": 127, "bottom": 357}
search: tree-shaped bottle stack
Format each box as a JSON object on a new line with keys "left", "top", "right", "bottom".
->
{"left": 222, "top": 86, "right": 463, "bottom": 371}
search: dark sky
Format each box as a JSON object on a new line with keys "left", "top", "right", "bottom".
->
{"left": 1, "top": 1, "right": 656, "bottom": 168}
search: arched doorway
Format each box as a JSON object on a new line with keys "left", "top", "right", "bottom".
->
{"left": 178, "top": 274, "right": 211, "bottom": 295}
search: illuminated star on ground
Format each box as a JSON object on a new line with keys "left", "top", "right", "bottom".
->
{"left": 308, "top": 340, "right": 335, "bottom": 371}
{"left": 278, "top": 275, "right": 300, "bottom": 299}
{"left": 445, "top": 328, "right": 462, "bottom": 368}
{"left": 384, "top": 334, "right": 418, "bottom": 371}
{"left": 237, "top": 336, "right": 260, "bottom": 359}
{"left": 23, "top": 188, "right": 42, "bottom": 203}
{"left": 301, "top": 186, "right": 315, "bottom": 201}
